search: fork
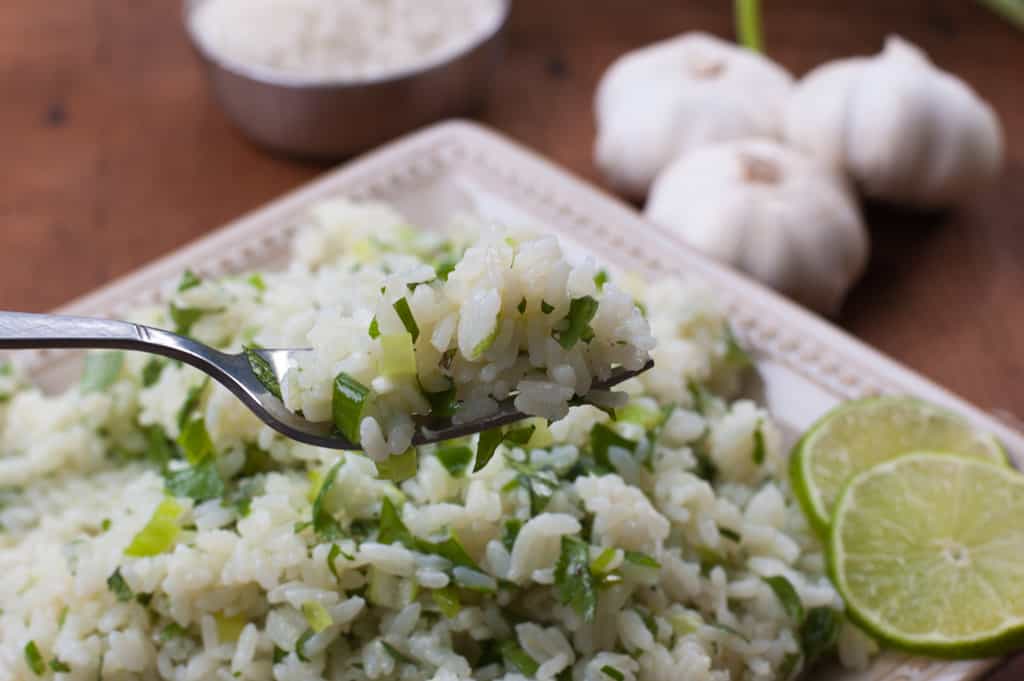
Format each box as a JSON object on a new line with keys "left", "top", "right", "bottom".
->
{"left": 0, "top": 311, "right": 653, "bottom": 450}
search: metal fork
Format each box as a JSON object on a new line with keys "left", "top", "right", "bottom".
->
{"left": 0, "top": 311, "right": 653, "bottom": 450}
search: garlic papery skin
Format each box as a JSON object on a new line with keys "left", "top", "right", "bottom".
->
{"left": 594, "top": 32, "right": 794, "bottom": 200}
{"left": 645, "top": 139, "right": 868, "bottom": 316}
{"left": 784, "top": 36, "right": 1003, "bottom": 209}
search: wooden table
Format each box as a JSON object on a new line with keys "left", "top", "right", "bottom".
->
{"left": 1, "top": 1, "right": 1022, "bottom": 677}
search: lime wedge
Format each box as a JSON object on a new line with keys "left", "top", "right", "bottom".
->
{"left": 829, "top": 453, "right": 1024, "bottom": 657}
{"left": 790, "top": 396, "right": 1006, "bottom": 536}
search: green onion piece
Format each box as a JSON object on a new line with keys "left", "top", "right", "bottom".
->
{"left": 368, "top": 316, "right": 381, "bottom": 339}
{"left": 555, "top": 296, "right": 599, "bottom": 350}
{"left": 80, "top": 351, "right": 124, "bottom": 393}
{"left": 378, "top": 496, "right": 416, "bottom": 549}
{"left": 541, "top": 300, "right": 554, "bottom": 314}
{"left": 554, "top": 536, "right": 598, "bottom": 622}
{"left": 735, "top": 0, "right": 763, "bottom": 52}
{"left": 332, "top": 372, "right": 371, "bottom": 443}
{"left": 392, "top": 297, "right": 420, "bottom": 343}
{"left": 165, "top": 458, "right": 224, "bottom": 502}
{"left": 762, "top": 575, "right": 804, "bottom": 622}
{"left": 49, "top": 658, "right": 71, "bottom": 673}
{"left": 124, "top": 498, "right": 184, "bottom": 557}
{"left": 800, "top": 608, "right": 841, "bottom": 666}
{"left": 177, "top": 417, "right": 214, "bottom": 465}
{"left": 475, "top": 429, "right": 503, "bottom": 473}
{"left": 106, "top": 568, "right": 134, "bottom": 602}
{"left": 436, "top": 445, "right": 473, "bottom": 477}
{"left": 594, "top": 270, "right": 609, "bottom": 290}
{"left": 431, "top": 586, "right": 462, "bottom": 618}
{"left": 302, "top": 601, "right": 333, "bottom": 634}
{"left": 379, "top": 333, "right": 417, "bottom": 377}
{"left": 247, "top": 273, "right": 266, "bottom": 292}
{"left": 311, "top": 459, "right": 345, "bottom": 541}
{"left": 215, "top": 613, "right": 247, "bottom": 643}
{"left": 141, "top": 357, "right": 166, "bottom": 388}
{"left": 178, "top": 269, "right": 202, "bottom": 292}
{"left": 590, "top": 423, "right": 637, "bottom": 470}
{"left": 245, "top": 348, "right": 282, "bottom": 399}
{"left": 24, "top": 641, "right": 45, "bottom": 676}
{"left": 623, "top": 550, "right": 661, "bottom": 569}
{"left": 601, "top": 665, "right": 624, "bottom": 681}
{"left": 500, "top": 641, "right": 539, "bottom": 676}
{"left": 590, "top": 547, "right": 619, "bottom": 574}
{"left": 376, "top": 448, "right": 418, "bottom": 482}
{"left": 752, "top": 420, "right": 766, "bottom": 465}
{"left": 295, "top": 629, "right": 314, "bottom": 662}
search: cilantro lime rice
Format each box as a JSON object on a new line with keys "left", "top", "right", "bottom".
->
{"left": 0, "top": 200, "right": 876, "bottom": 680}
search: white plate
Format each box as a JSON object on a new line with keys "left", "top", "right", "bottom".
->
{"left": 22, "top": 120, "right": 1021, "bottom": 681}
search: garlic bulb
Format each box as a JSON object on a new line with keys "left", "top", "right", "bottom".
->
{"left": 784, "top": 36, "right": 1003, "bottom": 208}
{"left": 645, "top": 139, "right": 868, "bottom": 316}
{"left": 594, "top": 32, "right": 794, "bottom": 199}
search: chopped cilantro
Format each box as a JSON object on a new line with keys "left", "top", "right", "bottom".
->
{"left": 623, "top": 550, "right": 660, "bottom": 569}
{"left": 245, "top": 348, "right": 282, "bottom": 399}
{"left": 500, "top": 641, "right": 539, "bottom": 676}
{"left": 554, "top": 296, "right": 599, "bottom": 349}
{"left": 517, "top": 297, "right": 527, "bottom": 314}
{"left": 554, "top": 536, "right": 598, "bottom": 622}
{"left": 106, "top": 568, "right": 134, "bottom": 602}
{"left": 594, "top": 270, "right": 609, "bottom": 290}
{"left": 800, "top": 607, "right": 841, "bottom": 666}
{"left": 541, "top": 300, "right": 554, "bottom": 314}
{"left": 763, "top": 575, "right": 804, "bottom": 622}
{"left": 24, "top": 641, "right": 45, "bottom": 676}
{"left": 247, "top": 273, "right": 266, "bottom": 292}
{"left": 165, "top": 458, "right": 224, "bottom": 502}
{"left": 178, "top": 270, "right": 202, "bottom": 292}
{"left": 80, "top": 351, "right": 123, "bottom": 393}
{"left": 49, "top": 658, "right": 71, "bottom": 672}
{"left": 376, "top": 448, "right": 418, "bottom": 482}
{"left": 176, "top": 380, "right": 208, "bottom": 430}
{"left": 590, "top": 423, "right": 637, "bottom": 470}
{"left": 501, "top": 518, "right": 523, "bottom": 552}
{"left": 368, "top": 316, "right": 380, "bottom": 339}
{"left": 295, "top": 629, "right": 314, "bottom": 663}
{"left": 475, "top": 429, "right": 503, "bottom": 473}
{"left": 436, "top": 445, "right": 473, "bottom": 477}
{"left": 431, "top": 586, "right": 461, "bottom": 618}
{"left": 177, "top": 416, "right": 214, "bottom": 464}
{"left": 425, "top": 384, "right": 458, "bottom": 419}
{"left": 141, "top": 357, "right": 166, "bottom": 387}
{"left": 309, "top": 460, "right": 345, "bottom": 541}
{"left": 752, "top": 420, "right": 766, "bottom": 465}
{"left": 382, "top": 641, "right": 417, "bottom": 666}
{"left": 160, "top": 622, "right": 188, "bottom": 641}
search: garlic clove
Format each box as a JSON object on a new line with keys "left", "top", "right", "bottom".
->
{"left": 645, "top": 139, "right": 868, "bottom": 317}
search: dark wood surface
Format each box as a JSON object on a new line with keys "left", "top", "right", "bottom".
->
{"left": 1, "top": 1, "right": 1022, "bottom": 676}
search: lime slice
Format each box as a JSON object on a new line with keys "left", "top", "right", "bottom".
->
{"left": 790, "top": 396, "right": 1006, "bottom": 536}
{"left": 829, "top": 453, "right": 1024, "bottom": 657}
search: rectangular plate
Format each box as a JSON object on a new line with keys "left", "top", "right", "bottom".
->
{"left": 20, "top": 120, "right": 1021, "bottom": 681}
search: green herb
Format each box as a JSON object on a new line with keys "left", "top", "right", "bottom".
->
{"left": 24, "top": 641, "right": 45, "bottom": 676}
{"left": 500, "top": 641, "right": 539, "bottom": 676}
{"left": 376, "top": 448, "right": 419, "bottom": 482}
{"left": 436, "top": 445, "right": 473, "bottom": 477}
{"left": 332, "top": 372, "right": 371, "bottom": 444}
{"left": 392, "top": 297, "right": 420, "bottom": 342}
{"left": 554, "top": 536, "right": 598, "bottom": 622}
{"left": 555, "top": 296, "right": 599, "bottom": 349}
{"left": 272, "top": 646, "right": 288, "bottom": 664}
{"left": 616, "top": 402, "right": 665, "bottom": 429}
{"left": 107, "top": 568, "right": 134, "bottom": 602}
{"left": 378, "top": 496, "right": 416, "bottom": 548}
{"left": 170, "top": 304, "right": 207, "bottom": 336}
{"left": 691, "top": 436, "right": 718, "bottom": 483}
{"left": 58, "top": 606, "right": 69, "bottom": 628}
{"left": 310, "top": 460, "right": 345, "bottom": 541}
{"left": 686, "top": 379, "right": 712, "bottom": 415}
{"left": 712, "top": 622, "right": 750, "bottom": 642}
{"left": 144, "top": 426, "right": 173, "bottom": 473}
{"left": 224, "top": 477, "right": 263, "bottom": 517}
{"left": 590, "top": 423, "right": 637, "bottom": 470}
{"left": 302, "top": 601, "right": 333, "bottom": 633}
{"left": 141, "top": 357, "right": 166, "bottom": 387}
{"left": 800, "top": 607, "right": 841, "bottom": 666}
{"left": 136, "top": 592, "right": 153, "bottom": 607}
{"left": 501, "top": 518, "right": 523, "bottom": 552}
{"left": 594, "top": 270, "right": 609, "bottom": 290}
{"left": 431, "top": 586, "right": 461, "bottom": 618}
{"left": 503, "top": 458, "right": 558, "bottom": 515}
{"left": 762, "top": 575, "right": 804, "bottom": 622}
{"left": 178, "top": 269, "right": 202, "bottom": 292}
{"left": 624, "top": 550, "right": 661, "bottom": 569}
{"left": 735, "top": 0, "right": 763, "bottom": 51}
{"left": 517, "top": 298, "right": 527, "bottom": 314}
{"left": 80, "top": 351, "right": 124, "bottom": 393}
{"left": 295, "top": 629, "right": 314, "bottom": 663}
{"left": 752, "top": 421, "right": 766, "bottom": 465}
{"left": 475, "top": 429, "right": 503, "bottom": 473}
{"left": 247, "top": 273, "right": 266, "bottom": 292}
{"left": 176, "top": 379, "right": 208, "bottom": 430}
{"left": 541, "top": 300, "right": 554, "bottom": 314}
{"left": 426, "top": 535, "right": 478, "bottom": 569}
{"left": 503, "top": 425, "right": 536, "bottom": 446}
{"left": 590, "top": 547, "right": 619, "bottom": 574}
{"left": 124, "top": 498, "right": 184, "bottom": 557}
{"left": 426, "top": 385, "right": 458, "bottom": 419}
{"left": 326, "top": 544, "right": 353, "bottom": 581}
{"left": 165, "top": 458, "right": 224, "bottom": 502}
{"left": 434, "top": 256, "right": 458, "bottom": 282}
{"left": 779, "top": 652, "right": 802, "bottom": 680}
{"left": 160, "top": 622, "right": 188, "bottom": 641}
{"left": 382, "top": 641, "right": 417, "bottom": 666}
{"left": 101, "top": 518, "right": 112, "bottom": 532}
{"left": 719, "top": 526, "right": 741, "bottom": 543}
{"left": 49, "top": 658, "right": 71, "bottom": 672}
{"left": 601, "top": 665, "right": 623, "bottom": 681}
{"left": 245, "top": 348, "right": 282, "bottom": 399}
{"left": 368, "top": 316, "right": 380, "bottom": 339}
{"left": 723, "top": 324, "right": 752, "bottom": 368}
{"left": 177, "top": 417, "right": 214, "bottom": 464}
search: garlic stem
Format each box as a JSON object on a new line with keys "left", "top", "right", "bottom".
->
{"left": 735, "top": 0, "right": 764, "bottom": 52}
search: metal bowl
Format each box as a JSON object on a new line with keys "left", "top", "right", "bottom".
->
{"left": 183, "top": 0, "right": 509, "bottom": 159}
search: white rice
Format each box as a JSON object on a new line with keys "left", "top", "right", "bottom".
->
{"left": 0, "top": 199, "right": 875, "bottom": 680}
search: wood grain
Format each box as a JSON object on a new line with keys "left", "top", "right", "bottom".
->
{"left": 0, "top": 1, "right": 1022, "bottom": 676}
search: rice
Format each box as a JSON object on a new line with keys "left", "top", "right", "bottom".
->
{"left": 0, "top": 199, "right": 875, "bottom": 680}
{"left": 191, "top": 0, "right": 505, "bottom": 81}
